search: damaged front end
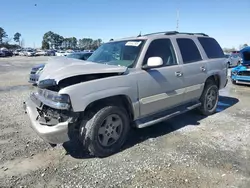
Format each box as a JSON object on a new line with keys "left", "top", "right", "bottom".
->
{"left": 24, "top": 58, "right": 128, "bottom": 145}
{"left": 24, "top": 82, "right": 80, "bottom": 145}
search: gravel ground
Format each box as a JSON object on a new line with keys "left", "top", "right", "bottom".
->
{"left": 0, "top": 56, "right": 250, "bottom": 188}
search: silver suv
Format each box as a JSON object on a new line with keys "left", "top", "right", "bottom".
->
{"left": 24, "top": 31, "right": 228, "bottom": 157}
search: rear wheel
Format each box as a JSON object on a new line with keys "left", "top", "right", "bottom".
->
{"left": 198, "top": 80, "right": 219, "bottom": 116}
{"left": 79, "top": 105, "right": 130, "bottom": 157}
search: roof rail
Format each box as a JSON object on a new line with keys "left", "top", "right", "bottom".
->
{"left": 164, "top": 31, "right": 179, "bottom": 35}
{"left": 166, "top": 31, "right": 209, "bottom": 36}
{"left": 140, "top": 31, "right": 209, "bottom": 37}
{"left": 179, "top": 32, "right": 209, "bottom": 36}
{"left": 143, "top": 31, "right": 171, "bottom": 36}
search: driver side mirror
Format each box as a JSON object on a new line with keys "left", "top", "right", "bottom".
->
{"left": 142, "top": 57, "right": 163, "bottom": 70}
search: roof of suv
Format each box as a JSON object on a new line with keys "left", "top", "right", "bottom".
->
{"left": 110, "top": 31, "right": 210, "bottom": 42}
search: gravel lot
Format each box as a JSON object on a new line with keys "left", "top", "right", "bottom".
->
{"left": 0, "top": 56, "right": 250, "bottom": 188}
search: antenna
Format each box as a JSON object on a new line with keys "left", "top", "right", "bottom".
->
{"left": 137, "top": 31, "right": 142, "bottom": 37}
{"left": 176, "top": 9, "right": 179, "bottom": 31}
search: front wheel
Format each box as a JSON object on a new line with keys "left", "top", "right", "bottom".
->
{"left": 198, "top": 81, "right": 219, "bottom": 116}
{"left": 79, "top": 105, "right": 130, "bottom": 157}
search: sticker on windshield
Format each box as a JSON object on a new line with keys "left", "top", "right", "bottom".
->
{"left": 125, "top": 41, "right": 142, "bottom": 47}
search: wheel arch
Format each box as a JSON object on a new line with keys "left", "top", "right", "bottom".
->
{"left": 205, "top": 74, "right": 220, "bottom": 88}
{"left": 84, "top": 95, "right": 135, "bottom": 122}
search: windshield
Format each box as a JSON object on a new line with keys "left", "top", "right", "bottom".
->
{"left": 87, "top": 40, "right": 145, "bottom": 67}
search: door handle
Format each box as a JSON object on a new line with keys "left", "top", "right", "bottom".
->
{"left": 200, "top": 66, "right": 206, "bottom": 72}
{"left": 175, "top": 71, "right": 183, "bottom": 77}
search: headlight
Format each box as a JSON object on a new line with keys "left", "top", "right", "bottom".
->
{"left": 231, "top": 71, "right": 237, "bottom": 75}
{"left": 36, "top": 89, "right": 71, "bottom": 109}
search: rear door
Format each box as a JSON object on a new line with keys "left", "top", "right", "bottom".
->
{"left": 175, "top": 38, "right": 207, "bottom": 102}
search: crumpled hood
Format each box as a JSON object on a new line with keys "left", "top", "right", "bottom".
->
{"left": 39, "top": 56, "right": 127, "bottom": 83}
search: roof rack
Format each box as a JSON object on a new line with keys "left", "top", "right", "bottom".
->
{"left": 176, "top": 32, "right": 209, "bottom": 36}
{"left": 143, "top": 31, "right": 173, "bottom": 36}
{"left": 141, "top": 31, "right": 209, "bottom": 37}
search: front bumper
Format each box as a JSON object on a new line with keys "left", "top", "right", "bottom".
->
{"left": 231, "top": 75, "right": 250, "bottom": 85}
{"left": 23, "top": 98, "right": 70, "bottom": 144}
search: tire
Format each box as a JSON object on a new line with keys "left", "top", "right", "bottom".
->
{"left": 231, "top": 79, "right": 237, "bottom": 85}
{"left": 79, "top": 105, "right": 130, "bottom": 157}
{"left": 198, "top": 80, "right": 219, "bottom": 116}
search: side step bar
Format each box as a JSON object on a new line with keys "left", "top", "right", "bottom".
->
{"left": 135, "top": 102, "right": 201, "bottom": 129}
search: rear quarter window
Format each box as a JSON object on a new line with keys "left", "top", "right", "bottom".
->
{"left": 198, "top": 37, "right": 224, "bottom": 59}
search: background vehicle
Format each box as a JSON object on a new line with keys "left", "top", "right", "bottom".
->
{"left": 0, "top": 49, "right": 13, "bottom": 57}
{"left": 66, "top": 51, "right": 93, "bottom": 59}
{"left": 231, "top": 46, "right": 250, "bottom": 85}
{"left": 19, "top": 50, "right": 26, "bottom": 56}
{"left": 0, "top": 50, "right": 5, "bottom": 57}
{"left": 24, "top": 31, "right": 227, "bottom": 157}
{"left": 35, "top": 50, "right": 48, "bottom": 56}
{"left": 25, "top": 49, "right": 36, "bottom": 57}
{"left": 46, "top": 50, "right": 56, "bottom": 56}
{"left": 13, "top": 49, "right": 21, "bottom": 56}
{"left": 28, "top": 51, "right": 93, "bottom": 84}
{"left": 55, "top": 50, "right": 66, "bottom": 56}
{"left": 65, "top": 49, "right": 75, "bottom": 56}
{"left": 227, "top": 53, "right": 241, "bottom": 67}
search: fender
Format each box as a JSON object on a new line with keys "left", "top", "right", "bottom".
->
{"left": 58, "top": 74, "right": 140, "bottom": 118}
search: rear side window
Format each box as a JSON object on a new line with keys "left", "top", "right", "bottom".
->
{"left": 176, "top": 38, "right": 202, "bottom": 63}
{"left": 198, "top": 37, "right": 224, "bottom": 58}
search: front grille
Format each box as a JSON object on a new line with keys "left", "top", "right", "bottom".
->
{"left": 30, "top": 78, "right": 38, "bottom": 81}
{"left": 30, "top": 71, "right": 36, "bottom": 74}
{"left": 238, "top": 71, "right": 250, "bottom": 76}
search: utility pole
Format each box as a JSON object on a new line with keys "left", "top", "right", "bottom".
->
{"left": 176, "top": 9, "right": 179, "bottom": 31}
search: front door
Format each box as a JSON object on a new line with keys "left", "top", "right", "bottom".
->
{"left": 137, "top": 38, "right": 185, "bottom": 117}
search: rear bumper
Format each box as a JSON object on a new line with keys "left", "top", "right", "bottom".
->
{"left": 23, "top": 98, "right": 70, "bottom": 144}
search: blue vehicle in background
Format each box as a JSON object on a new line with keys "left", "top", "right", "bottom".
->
{"left": 231, "top": 46, "right": 250, "bottom": 85}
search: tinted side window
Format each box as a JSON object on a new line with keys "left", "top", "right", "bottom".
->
{"left": 143, "top": 39, "right": 177, "bottom": 66}
{"left": 198, "top": 37, "right": 224, "bottom": 58}
{"left": 176, "top": 38, "right": 202, "bottom": 63}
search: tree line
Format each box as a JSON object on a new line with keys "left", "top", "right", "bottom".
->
{"left": 42, "top": 31, "right": 103, "bottom": 50}
{"left": 0, "top": 27, "right": 23, "bottom": 49}
{"left": 0, "top": 26, "right": 249, "bottom": 51}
